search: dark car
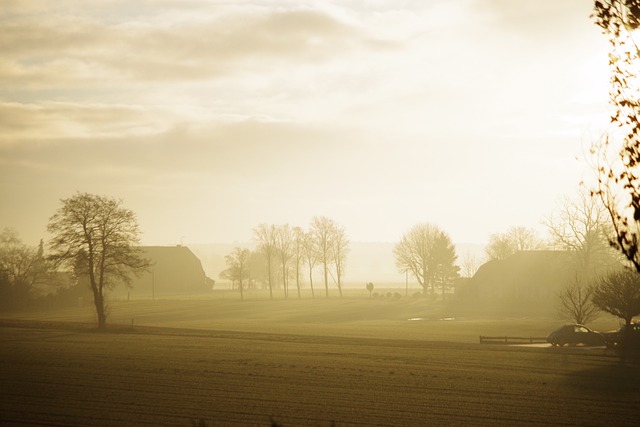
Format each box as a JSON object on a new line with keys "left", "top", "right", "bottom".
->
{"left": 546, "top": 324, "right": 606, "bottom": 347}
{"left": 602, "top": 322, "right": 640, "bottom": 350}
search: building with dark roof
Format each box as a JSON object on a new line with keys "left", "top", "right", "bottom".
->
{"left": 114, "top": 246, "right": 212, "bottom": 299}
{"left": 454, "top": 251, "right": 574, "bottom": 316}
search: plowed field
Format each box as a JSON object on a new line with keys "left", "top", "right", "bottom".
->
{"left": 1, "top": 319, "right": 639, "bottom": 426}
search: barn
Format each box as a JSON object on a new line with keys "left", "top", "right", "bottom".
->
{"left": 454, "top": 251, "right": 574, "bottom": 316}
{"left": 114, "top": 245, "right": 212, "bottom": 299}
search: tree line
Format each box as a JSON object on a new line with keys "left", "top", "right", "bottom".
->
{"left": 220, "top": 220, "right": 464, "bottom": 301}
{"left": 220, "top": 217, "right": 349, "bottom": 299}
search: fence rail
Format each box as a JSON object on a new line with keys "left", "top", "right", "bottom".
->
{"left": 479, "top": 335, "right": 547, "bottom": 345}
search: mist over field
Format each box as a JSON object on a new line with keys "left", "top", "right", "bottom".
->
{"left": 3, "top": 1, "right": 640, "bottom": 426}
{"left": 190, "top": 242, "right": 485, "bottom": 285}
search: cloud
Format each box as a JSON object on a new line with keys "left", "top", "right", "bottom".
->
{"left": 0, "top": 119, "right": 341, "bottom": 176}
{"left": 0, "top": 5, "right": 395, "bottom": 90}
{"left": 0, "top": 102, "right": 175, "bottom": 145}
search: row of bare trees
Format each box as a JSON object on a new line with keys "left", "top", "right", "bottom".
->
{"left": 220, "top": 216, "right": 349, "bottom": 299}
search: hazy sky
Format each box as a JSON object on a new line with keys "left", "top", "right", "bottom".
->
{"left": 0, "top": 0, "right": 610, "bottom": 247}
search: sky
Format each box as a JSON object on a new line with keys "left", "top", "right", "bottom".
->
{"left": 0, "top": 0, "right": 611, "bottom": 248}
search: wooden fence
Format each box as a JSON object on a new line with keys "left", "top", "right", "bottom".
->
{"left": 479, "top": 335, "right": 547, "bottom": 345}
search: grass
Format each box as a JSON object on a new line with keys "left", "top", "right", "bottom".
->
{"left": 2, "top": 292, "right": 624, "bottom": 341}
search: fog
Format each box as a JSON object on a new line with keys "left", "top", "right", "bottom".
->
{"left": 4, "top": 2, "right": 639, "bottom": 426}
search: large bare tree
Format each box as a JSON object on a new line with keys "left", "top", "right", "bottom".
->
{"left": 592, "top": 1, "right": 640, "bottom": 271}
{"left": 394, "top": 223, "right": 458, "bottom": 295}
{"left": 47, "top": 193, "right": 149, "bottom": 329}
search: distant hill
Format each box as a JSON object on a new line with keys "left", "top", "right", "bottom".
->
{"left": 188, "top": 241, "right": 484, "bottom": 288}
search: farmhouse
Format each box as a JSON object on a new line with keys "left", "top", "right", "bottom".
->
{"left": 114, "top": 245, "right": 213, "bottom": 299}
{"left": 455, "top": 250, "right": 573, "bottom": 316}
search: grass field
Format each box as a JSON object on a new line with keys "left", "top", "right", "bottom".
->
{"left": 1, "top": 296, "right": 639, "bottom": 426}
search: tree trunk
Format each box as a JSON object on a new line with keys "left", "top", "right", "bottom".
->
{"left": 309, "top": 268, "right": 315, "bottom": 298}
{"left": 93, "top": 291, "right": 106, "bottom": 329}
{"left": 296, "top": 263, "right": 301, "bottom": 298}
{"left": 282, "top": 261, "right": 288, "bottom": 298}
{"left": 323, "top": 262, "right": 329, "bottom": 298}
{"left": 88, "top": 258, "right": 106, "bottom": 329}
{"left": 267, "top": 257, "right": 273, "bottom": 300}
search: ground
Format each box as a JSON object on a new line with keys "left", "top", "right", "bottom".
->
{"left": 1, "top": 293, "right": 639, "bottom": 426}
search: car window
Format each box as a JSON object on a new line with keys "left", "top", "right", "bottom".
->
{"left": 576, "top": 326, "right": 589, "bottom": 333}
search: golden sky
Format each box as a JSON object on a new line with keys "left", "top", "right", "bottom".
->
{"left": 0, "top": 0, "right": 610, "bottom": 246}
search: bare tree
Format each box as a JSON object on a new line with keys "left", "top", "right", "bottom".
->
{"left": 395, "top": 223, "right": 436, "bottom": 292}
{"left": 485, "top": 226, "right": 544, "bottom": 261}
{"left": 47, "top": 193, "right": 149, "bottom": 329}
{"left": 0, "top": 228, "right": 48, "bottom": 308}
{"left": 247, "top": 250, "right": 267, "bottom": 290}
{"left": 592, "top": 1, "right": 640, "bottom": 271}
{"left": 545, "top": 189, "right": 619, "bottom": 280}
{"left": 221, "top": 247, "right": 250, "bottom": 300}
{"left": 394, "top": 223, "right": 457, "bottom": 295}
{"left": 310, "top": 216, "right": 336, "bottom": 298}
{"left": 253, "top": 223, "right": 278, "bottom": 299}
{"left": 275, "top": 224, "right": 295, "bottom": 298}
{"left": 330, "top": 224, "right": 349, "bottom": 298}
{"left": 558, "top": 277, "right": 600, "bottom": 325}
{"left": 484, "top": 233, "right": 513, "bottom": 261}
{"left": 292, "top": 227, "right": 305, "bottom": 298}
{"left": 460, "top": 251, "right": 480, "bottom": 278}
{"left": 301, "top": 230, "right": 318, "bottom": 298}
{"left": 593, "top": 267, "right": 640, "bottom": 327}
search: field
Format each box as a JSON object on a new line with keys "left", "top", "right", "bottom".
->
{"left": 1, "top": 295, "right": 639, "bottom": 426}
